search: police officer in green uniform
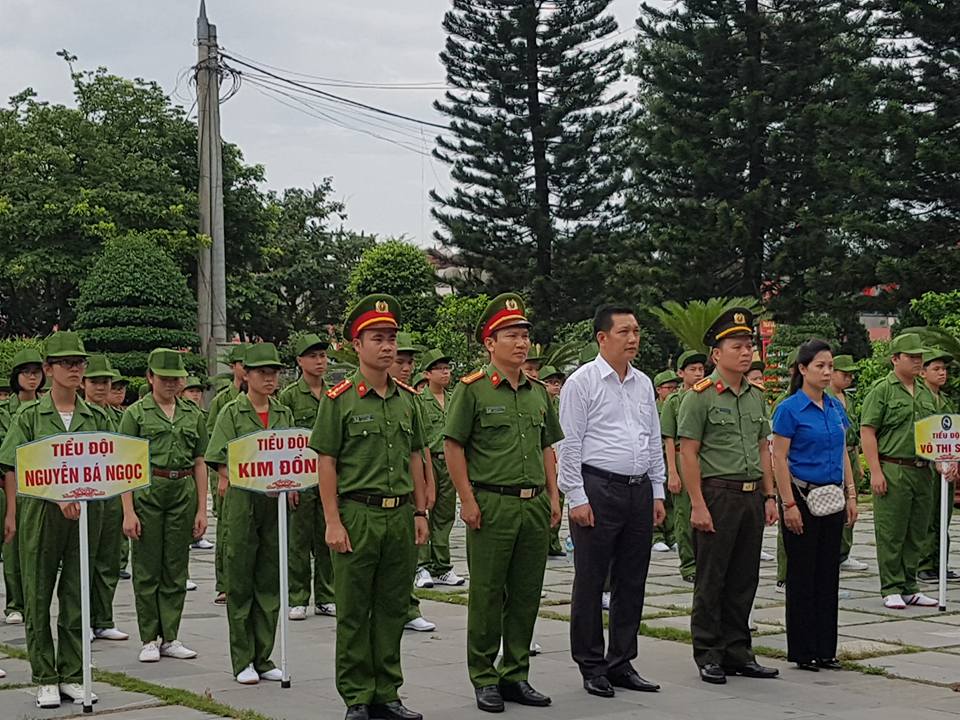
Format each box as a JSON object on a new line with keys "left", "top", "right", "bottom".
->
{"left": 444, "top": 293, "right": 563, "bottom": 713}
{"left": 861, "top": 333, "right": 940, "bottom": 608}
{"left": 677, "top": 309, "right": 779, "bottom": 685}
{"left": 310, "top": 294, "right": 428, "bottom": 720}
{"left": 207, "top": 343, "right": 291, "bottom": 684}
{"left": 120, "top": 349, "right": 208, "bottom": 663}
{"left": 278, "top": 333, "right": 337, "bottom": 620}
{"left": 0, "top": 332, "right": 111, "bottom": 708}
{"left": 416, "top": 348, "right": 465, "bottom": 585}
{"left": 660, "top": 350, "right": 706, "bottom": 583}
{"left": 540, "top": 365, "right": 566, "bottom": 557}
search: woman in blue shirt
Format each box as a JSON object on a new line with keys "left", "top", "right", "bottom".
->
{"left": 772, "top": 339, "right": 859, "bottom": 672}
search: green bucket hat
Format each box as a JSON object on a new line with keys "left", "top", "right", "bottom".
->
{"left": 227, "top": 344, "right": 249, "bottom": 365}
{"left": 42, "top": 331, "right": 88, "bottom": 360}
{"left": 412, "top": 372, "right": 427, "bottom": 388}
{"left": 654, "top": 370, "right": 680, "bottom": 387}
{"left": 184, "top": 375, "right": 204, "bottom": 390}
{"left": 294, "top": 333, "right": 329, "bottom": 357}
{"left": 890, "top": 333, "right": 925, "bottom": 356}
{"left": 244, "top": 343, "right": 283, "bottom": 369}
{"left": 110, "top": 371, "right": 127, "bottom": 386}
{"left": 396, "top": 332, "right": 418, "bottom": 355}
{"left": 579, "top": 342, "right": 599, "bottom": 365}
{"left": 10, "top": 348, "right": 43, "bottom": 372}
{"left": 84, "top": 354, "right": 116, "bottom": 379}
{"left": 540, "top": 365, "right": 565, "bottom": 381}
{"left": 678, "top": 350, "right": 707, "bottom": 370}
{"left": 147, "top": 348, "right": 188, "bottom": 378}
{"left": 344, "top": 294, "right": 400, "bottom": 341}
{"left": 833, "top": 354, "right": 857, "bottom": 373}
{"left": 923, "top": 348, "right": 953, "bottom": 367}
{"left": 420, "top": 348, "right": 451, "bottom": 371}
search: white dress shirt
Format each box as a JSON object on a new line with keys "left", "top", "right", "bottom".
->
{"left": 556, "top": 354, "right": 666, "bottom": 507}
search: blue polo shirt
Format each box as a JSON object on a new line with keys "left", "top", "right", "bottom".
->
{"left": 772, "top": 390, "right": 849, "bottom": 485}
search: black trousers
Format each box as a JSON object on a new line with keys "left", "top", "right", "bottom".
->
{"left": 691, "top": 482, "right": 763, "bottom": 668}
{"left": 569, "top": 468, "right": 653, "bottom": 679}
{"left": 781, "top": 485, "right": 843, "bottom": 663}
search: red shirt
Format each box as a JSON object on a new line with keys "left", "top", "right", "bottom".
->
{"left": 258, "top": 411, "right": 269, "bottom": 428}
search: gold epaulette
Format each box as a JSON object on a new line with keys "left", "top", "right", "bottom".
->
{"left": 749, "top": 380, "right": 766, "bottom": 392}
{"left": 395, "top": 378, "right": 417, "bottom": 394}
{"left": 325, "top": 379, "right": 353, "bottom": 400}
{"left": 460, "top": 370, "right": 485, "bottom": 385}
{"left": 693, "top": 378, "right": 713, "bottom": 393}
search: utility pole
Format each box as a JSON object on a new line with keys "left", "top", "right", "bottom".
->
{"left": 196, "top": 0, "right": 227, "bottom": 375}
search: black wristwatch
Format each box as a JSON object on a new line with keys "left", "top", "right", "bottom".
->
{"left": 763, "top": 494, "right": 776, "bottom": 502}
{"left": 414, "top": 510, "right": 428, "bottom": 518}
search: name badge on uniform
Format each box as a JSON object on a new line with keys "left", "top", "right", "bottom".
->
{"left": 714, "top": 407, "right": 732, "bottom": 415}
{"left": 350, "top": 414, "right": 374, "bottom": 423}
{"left": 485, "top": 406, "right": 506, "bottom": 415}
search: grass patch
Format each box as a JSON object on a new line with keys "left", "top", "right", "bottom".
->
{"left": 0, "top": 682, "right": 35, "bottom": 690}
{"left": 415, "top": 589, "right": 469, "bottom": 606}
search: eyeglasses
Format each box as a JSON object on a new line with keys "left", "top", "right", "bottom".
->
{"left": 51, "top": 358, "right": 88, "bottom": 369}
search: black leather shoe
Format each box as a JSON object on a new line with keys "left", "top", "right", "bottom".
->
{"left": 816, "top": 658, "right": 843, "bottom": 670}
{"left": 475, "top": 685, "right": 504, "bottom": 713}
{"left": 499, "top": 680, "right": 551, "bottom": 707}
{"left": 699, "top": 664, "right": 726, "bottom": 684}
{"left": 119, "top": 570, "right": 131, "bottom": 580}
{"left": 345, "top": 705, "right": 369, "bottom": 720}
{"left": 609, "top": 669, "right": 660, "bottom": 692}
{"left": 583, "top": 675, "right": 615, "bottom": 697}
{"left": 369, "top": 702, "right": 421, "bottom": 720}
{"left": 725, "top": 661, "right": 779, "bottom": 679}
{"left": 918, "top": 569, "right": 937, "bottom": 582}
{"left": 682, "top": 574, "right": 696, "bottom": 583}
{"left": 795, "top": 661, "right": 819, "bottom": 672}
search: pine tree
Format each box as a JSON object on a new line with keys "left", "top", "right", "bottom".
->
{"left": 431, "top": 0, "right": 628, "bottom": 335}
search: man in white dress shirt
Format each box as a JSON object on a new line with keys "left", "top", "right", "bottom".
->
{"left": 557, "top": 305, "right": 667, "bottom": 699}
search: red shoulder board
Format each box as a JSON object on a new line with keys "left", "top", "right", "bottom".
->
{"left": 693, "top": 378, "right": 713, "bottom": 393}
{"left": 395, "top": 379, "right": 417, "bottom": 394}
{"left": 325, "top": 379, "right": 353, "bottom": 400}
{"left": 460, "top": 370, "right": 485, "bottom": 385}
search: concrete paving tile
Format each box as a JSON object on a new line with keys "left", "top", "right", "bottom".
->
{"left": 868, "top": 650, "right": 960, "bottom": 685}
{"left": 840, "top": 619, "right": 960, "bottom": 648}
{"left": 0, "top": 683, "right": 161, "bottom": 720}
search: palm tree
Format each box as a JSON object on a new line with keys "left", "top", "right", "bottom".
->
{"left": 650, "top": 297, "right": 763, "bottom": 354}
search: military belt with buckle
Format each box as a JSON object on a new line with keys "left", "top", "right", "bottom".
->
{"left": 879, "top": 455, "right": 929, "bottom": 469}
{"left": 152, "top": 468, "right": 194, "bottom": 479}
{"left": 470, "top": 482, "right": 544, "bottom": 499}
{"left": 702, "top": 477, "right": 759, "bottom": 492}
{"left": 581, "top": 464, "right": 650, "bottom": 486}
{"left": 340, "top": 492, "right": 410, "bottom": 509}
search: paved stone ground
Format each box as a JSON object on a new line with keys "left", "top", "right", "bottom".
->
{"left": 2, "top": 504, "right": 960, "bottom": 719}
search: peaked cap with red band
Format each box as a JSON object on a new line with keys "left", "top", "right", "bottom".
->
{"left": 476, "top": 292, "right": 532, "bottom": 342}
{"left": 344, "top": 293, "right": 401, "bottom": 341}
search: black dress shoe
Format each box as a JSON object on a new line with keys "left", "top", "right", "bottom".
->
{"left": 119, "top": 570, "right": 131, "bottom": 580}
{"left": 699, "top": 664, "right": 726, "bottom": 684}
{"left": 816, "top": 658, "right": 843, "bottom": 670}
{"left": 609, "top": 669, "right": 660, "bottom": 692}
{"left": 682, "top": 574, "right": 696, "bottom": 583}
{"left": 795, "top": 661, "right": 819, "bottom": 672}
{"left": 475, "top": 685, "right": 504, "bottom": 713}
{"left": 583, "top": 675, "right": 615, "bottom": 697}
{"left": 369, "top": 701, "right": 421, "bottom": 720}
{"left": 725, "top": 661, "right": 779, "bottom": 679}
{"left": 918, "top": 569, "right": 937, "bottom": 582}
{"left": 345, "top": 705, "right": 369, "bottom": 720}
{"left": 499, "top": 680, "right": 551, "bottom": 707}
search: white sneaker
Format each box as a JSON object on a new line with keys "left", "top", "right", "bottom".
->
{"left": 671, "top": 543, "right": 679, "bottom": 551}
{"left": 759, "top": 550, "right": 775, "bottom": 561}
{"left": 58, "top": 683, "right": 98, "bottom": 704}
{"left": 883, "top": 593, "right": 906, "bottom": 609}
{"left": 602, "top": 592, "right": 611, "bottom": 611}
{"left": 289, "top": 606, "right": 307, "bottom": 621}
{"left": 160, "top": 640, "right": 198, "bottom": 659}
{"left": 315, "top": 603, "right": 336, "bottom": 617}
{"left": 36, "top": 684, "right": 60, "bottom": 708}
{"left": 434, "top": 569, "right": 466, "bottom": 586}
{"left": 840, "top": 557, "right": 869, "bottom": 571}
{"left": 139, "top": 640, "right": 161, "bottom": 662}
{"left": 94, "top": 627, "right": 129, "bottom": 641}
{"left": 260, "top": 668, "right": 283, "bottom": 681}
{"left": 236, "top": 664, "right": 259, "bottom": 684}
{"left": 192, "top": 538, "right": 214, "bottom": 550}
{"left": 0, "top": 667, "right": 5, "bottom": 678}
{"left": 904, "top": 592, "right": 938, "bottom": 607}
{"left": 6, "top": 610, "right": 23, "bottom": 625}
{"left": 776, "top": 581, "right": 786, "bottom": 593}
{"left": 185, "top": 579, "right": 198, "bottom": 591}
{"left": 652, "top": 541, "right": 670, "bottom": 552}
{"left": 529, "top": 641, "right": 542, "bottom": 655}
{"left": 414, "top": 567, "right": 434, "bottom": 588}
{"left": 404, "top": 616, "right": 436, "bottom": 632}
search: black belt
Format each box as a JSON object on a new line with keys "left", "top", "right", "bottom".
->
{"left": 792, "top": 478, "right": 842, "bottom": 491}
{"left": 152, "top": 468, "right": 194, "bottom": 479}
{"left": 340, "top": 492, "right": 410, "bottom": 509}
{"left": 879, "top": 455, "right": 929, "bottom": 469}
{"left": 702, "top": 477, "right": 759, "bottom": 492}
{"left": 582, "top": 463, "right": 649, "bottom": 486}
{"left": 471, "top": 482, "right": 544, "bottom": 499}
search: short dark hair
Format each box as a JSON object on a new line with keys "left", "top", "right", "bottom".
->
{"left": 593, "top": 305, "right": 636, "bottom": 336}
{"left": 790, "top": 339, "right": 832, "bottom": 395}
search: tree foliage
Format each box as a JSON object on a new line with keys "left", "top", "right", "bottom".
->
{"left": 420, "top": 293, "right": 489, "bottom": 377}
{"left": 346, "top": 240, "right": 439, "bottom": 331}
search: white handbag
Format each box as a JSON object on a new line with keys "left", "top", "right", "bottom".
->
{"left": 804, "top": 483, "right": 845, "bottom": 517}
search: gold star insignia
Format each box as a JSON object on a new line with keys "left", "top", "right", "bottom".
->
{"left": 734, "top": 312, "right": 745, "bottom": 324}
{"left": 505, "top": 299, "right": 518, "bottom": 311}
{"left": 375, "top": 301, "right": 389, "bottom": 313}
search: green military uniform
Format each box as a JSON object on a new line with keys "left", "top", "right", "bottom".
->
{"left": 826, "top": 355, "right": 864, "bottom": 565}
{"left": 0, "top": 397, "right": 11, "bottom": 617}
{"left": 677, "top": 309, "right": 772, "bottom": 672}
{"left": 120, "top": 349, "right": 207, "bottom": 645}
{"left": 652, "top": 370, "right": 681, "bottom": 551}
{"left": 661, "top": 400, "right": 691, "bottom": 578}
{"left": 540, "top": 365, "right": 566, "bottom": 557}
{"left": 309, "top": 294, "right": 426, "bottom": 709}
{"left": 417, "top": 349, "right": 457, "bottom": 576}
{"left": 445, "top": 293, "right": 563, "bottom": 690}
{"left": 860, "top": 334, "right": 939, "bottom": 599}
{"left": 278, "top": 333, "right": 335, "bottom": 611}
{"left": 771, "top": 350, "right": 798, "bottom": 586}
{"left": 207, "top": 343, "right": 291, "bottom": 676}
{"left": 0, "top": 332, "right": 110, "bottom": 685}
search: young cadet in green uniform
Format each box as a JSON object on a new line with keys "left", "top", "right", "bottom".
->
{"left": 540, "top": 366, "right": 567, "bottom": 557}
{"left": 81, "top": 355, "right": 130, "bottom": 642}
{"left": 2, "top": 347, "right": 43, "bottom": 626}
{"left": 416, "top": 349, "right": 466, "bottom": 584}
{"left": 917, "top": 349, "right": 958, "bottom": 581}
{"left": 677, "top": 309, "right": 779, "bottom": 685}
{"left": 652, "top": 370, "right": 681, "bottom": 553}
{"left": 181, "top": 376, "right": 214, "bottom": 552}
{"left": 444, "top": 293, "right": 563, "bottom": 713}
{"left": 120, "top": 349, "right": 208, "bottom": 663}
{"left": 278, "top": 333, "right": 336, "bottom": 620}
{"left": 206, "top": 343, "right": 291, "bottom": 684}
{"left": 654, "top": 370, "right": 680, "bottom": 406}
{"left": 412, "top": 373, "right": 428, "bottom": 392}
{"left": 310, "top": 294, "right": 429, "bottom": 720}
{"left": 107, "top": 372, "right": 134, "bottom": 578}
{"left": 0, "top": 331, "right": 111, "bottom": 709}
{"left": 861, "top": 333, "right": 940, "bottom": 608}
{"left": 660, "top": 350, "right": 706, "bottom": 583}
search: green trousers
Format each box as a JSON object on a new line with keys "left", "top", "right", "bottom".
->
{"left": 20, "top": 498, "right": 103, "bottom": 685}
{"left": 288, "top": 487, "right": 334, "bottom": 606}
{"left": 215, "top": 492, "right": 227, "bottom": 594}
{"left": 419, "top": 456, "right": 457, "bottom": 574}
{"left": 874, "top": 462, "right": 935, "bottom": 597}
{"left": 92, "top": 497, "right": 124, "bottom": 629}
{"left": 673, "top": 489, "right": 696, "bottom": 580}
{"left": 2, "top": 498, "right": 23, "bottom": 616}
{"left": 919, "top": 475, "right": 954, "bottom": 574}
{"left": 548, "top": 492, "right": 566, "bottom": 555}
{"left": 223, "top": 488, "right": 280, "bottom": 675}
{"left": 119, "top": 535, "right": 129, "bottom": 573}
{"left": 652, "top": 491, "right": 676, "bottom": 547}
{"left": 333, "top": 500, "right": 416, "bottom": 707}
{"left": 466, "top": 490, "right": 550, "bottom": 688}
{"left": 131, "top": 476, "right": 197, "bottom": 643}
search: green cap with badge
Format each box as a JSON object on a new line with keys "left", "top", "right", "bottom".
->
{"left": 43, "top": 331, "right": 88, "bottom": 360}
{"left": 148, "top": 348, "right": 188, "bottom": 378}
{"left": 396, "top": 332, "right": 418, "bottom": 355}
{"left": 243, "top": 342, "right": 283, "bottom": 369}
{"left": 654, "top": 370, "right": 680, "bottom": 387}
{"left": 703, "top": 307, "right": 755, "bottom": 348}
{"left": 184, "top": 375, "right": 204, "bottom": 390}
{"left": 344, "top": 294, "right": 401, "bottom": 341}
{"left": 84, "top": 354, "right": 116, "bottom": 379}
{"left": 420, "top": 348, "right": 451, "bottom": 371}
{"left": 476, "top": 293, "right": 531, "bottom": 343}
{"left": 923, "top": 348, "right": 953, "bottom": 366}
{"left": 833, "top": 355, "right": 857, "bottom": 373}
{"left": 540, "top": 365, "right": 565, "bottom": 381}
{"left": 890, "top": 332, "right": 925, "bottom": 356}
{"left": 678, "top": 350, "right": 707, "bottom": 370}
{"left": 294, "top": 333, "right": 329, "bottom": 357}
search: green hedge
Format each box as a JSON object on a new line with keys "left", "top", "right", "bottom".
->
{"left": 77, "top": 327, "right": 199, "bottom": 353}
{"left": 106, "top": 350, "right": 206, "bottom": 377}
{"left": 0, "top": 337, "right": 43, "bottom": 378}
{"left": 74, "top": 305, "right": 190, "bottom": 330}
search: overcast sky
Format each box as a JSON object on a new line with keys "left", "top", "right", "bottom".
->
{"left": 0, "top": 0, "right": 652, "bottom": 245}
